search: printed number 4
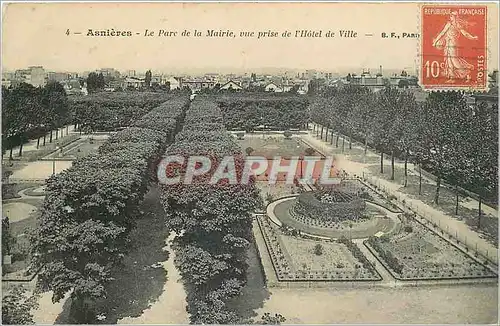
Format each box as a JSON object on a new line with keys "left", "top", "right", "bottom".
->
{"left": 66, "top": 29, "right": 70, "bottom": 36}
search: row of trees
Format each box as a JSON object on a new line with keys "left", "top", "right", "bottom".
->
{"left": 160, "top": 97, "right": 261, "bottom": 323}
{"left": 2, "top": 82, "right": 69, "bottom": 158}
{"left": 310, "top": 86, "right": 498, "bottom": 219}
{"left": 29, "top": 97, "right": 189, "bottom": 323}
{"left": 69, "top": 92, "right": 180, "bottom": 133}
{"left": 216, "top": 95, "right": 309, "bottom": 131}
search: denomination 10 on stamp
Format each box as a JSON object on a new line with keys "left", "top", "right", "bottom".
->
{"left": 421, "top": 5, "right": 487, "bottom": 89}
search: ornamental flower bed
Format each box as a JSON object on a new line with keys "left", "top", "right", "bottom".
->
{"left": 292, "top": 189, "right": 366, "bottom": 224}
{"left": 256, "top": 215, "right": 380, "bottom": 282}
{"left": 366, "top": 218, "right": 497, "bottom": 280}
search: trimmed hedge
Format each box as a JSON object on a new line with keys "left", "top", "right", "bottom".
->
{"left": 30, "top": 96, "right": 189, "bottom": 323}
{"left": 216, "top": 96, "right": 309, "bottom": 131}
{"left": 367, "top": 236, "right": 404, "bottom": 274}
{"left": 70, "top": 92, "right": 177, "bottom": 131}
{"left": 160, "top": 96, "right": 260, "bottom": 324}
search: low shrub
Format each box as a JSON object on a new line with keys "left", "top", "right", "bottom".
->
{"left": 404, "top": 225, "right": 413, "bottom": 233}
{"left": 313, "top": 243, "right": 323, "bottom": 256}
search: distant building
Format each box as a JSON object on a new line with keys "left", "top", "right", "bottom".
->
{"left": 125, "top": 70, "right": 136, "bottom": 77}
{"left": 151, "top": 75, "right": 163, "bottom": 85}
{"left": 11, "top": 66, "right": 46, "bottom": 87}
{"left": 164, "top": 77, "right": 181, "bottom": 90}
{"left": 219, "top": 80, "right": 243, "bottom": 91}
{"left": 62, "top": 79, "right": 85, "bottom": 95}
{"left": 2, "top": 72, "right": 14, "bottom": 87}
{"left": 328, "top": 79, "right": 350, "bottom": 88}
{"left": 305, "top": 69, "right": 318, "bottom": 80}
{"left": 182, "top": 79, "right": 215, "bottom": 92}
{"left": 2, "top": 78, "right": 11, "bottom": 88}
{"left": 388, "top": 75, "right": 419, "bottom": 88}
{"left": 204, "top": 73, "right": 219, "bottom": 81}
{"left": 29, "top": 66, "right": 45, "bottom": 87}
{"left": 349, "top": 72, "right": 385, "bottom": 91}
{"left": 47, "top": 72, "right": 71, "bottom": 82}
{"left": 97, "top": 68, "right": 121, "bottom": 78}
{"left": 265, "top": 82, "right": 283, "bottom": 92}
{"left": 466, "top": 93, "right": 498, "bottom": 108}
{"left": 106, "top": 78, "right": 125, "bottom": 91}
{"left": 488, "top": 70, "right": 498, "bottom": 91}
{"left": 124, "top": 77, "right": 145, "bottom": 89}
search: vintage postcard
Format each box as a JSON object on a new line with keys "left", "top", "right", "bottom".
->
{"left": 1, "top": 1, "right": 498, "bottom": 325}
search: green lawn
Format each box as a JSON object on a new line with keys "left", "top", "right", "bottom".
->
{"left": 2, "top": 182, "right": 44, "bottom": 199}
{"left": 2, "top": 198, "right": 42, "bottom": 278}
{"left": 17, "top": 135, "right": 81, "bottom": 162}
{"left": 61, "top": 139, "right": 107, "bottom": 159}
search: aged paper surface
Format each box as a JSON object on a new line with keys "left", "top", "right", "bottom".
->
{"left": 1, "top": 2, "right": 498, "bottom": 325}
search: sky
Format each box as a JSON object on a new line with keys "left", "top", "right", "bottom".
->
{"left": 2, "top": 2, "right": 499, "bottom": 74}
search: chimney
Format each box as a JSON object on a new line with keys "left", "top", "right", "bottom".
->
{"left": 379, "top": 65, "right": 383, "bottom": 76}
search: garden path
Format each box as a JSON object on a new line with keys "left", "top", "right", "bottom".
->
{"left": 3, "top": 125, "right": 75, "bottom": 160}
{"left": 117, "top": 232, "right": 189, "bottom": 324}
{"left": 8, "top": 161, "right": 72, "bottom": 182}
{"left": 32, "top": 291, "right": 70, "bottom": 324}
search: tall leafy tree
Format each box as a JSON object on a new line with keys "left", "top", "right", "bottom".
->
{"left": 351, "top": 90, "right": 377, "bottom": 160}
{"left": 145, "top": 70, "right": 152, "bottom": 88}
{"left": 418, "top": 91, "right": 468, "bottom": 205}
{"left": 2, "top": 285, "right": 39, "bottom": 325}
{"left": 3, "top": 83, "right": 42, "bottom": 157}
{"left": 464, "top": 102, "right": 498, "bottom": 226}
{"left": 41, "top": 81, "right": 69, "bottom": 144}
{"left": 371, "top": 87, "right": 397, "bottom": 174}
{"left": 86, "top": 72, "right": 100, "bottom": 94}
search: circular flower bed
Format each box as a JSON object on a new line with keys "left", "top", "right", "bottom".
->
{"left": 292, "top": 189, "right": 366, "bottom": 225}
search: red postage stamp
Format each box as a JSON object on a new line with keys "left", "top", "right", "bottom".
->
{"left": 421, "top": 5, "right": 487, "bottom": 89}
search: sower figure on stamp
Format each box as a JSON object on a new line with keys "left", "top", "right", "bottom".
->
{"left": 432, "top": 11, "right": 478, "bottom": 83}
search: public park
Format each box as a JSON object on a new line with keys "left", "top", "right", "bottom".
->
{"left": 1, "top": 83, "right": 498, "bottom": 325}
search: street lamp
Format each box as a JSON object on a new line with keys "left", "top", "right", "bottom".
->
{"left": 52, "top": 144, "right": 60, "bottom": 175}
{"left": 261, "top": 116, "right": 264, "bottom": 139}
{"left": 298, "top": 146, "right": 304, "bottom": 179}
